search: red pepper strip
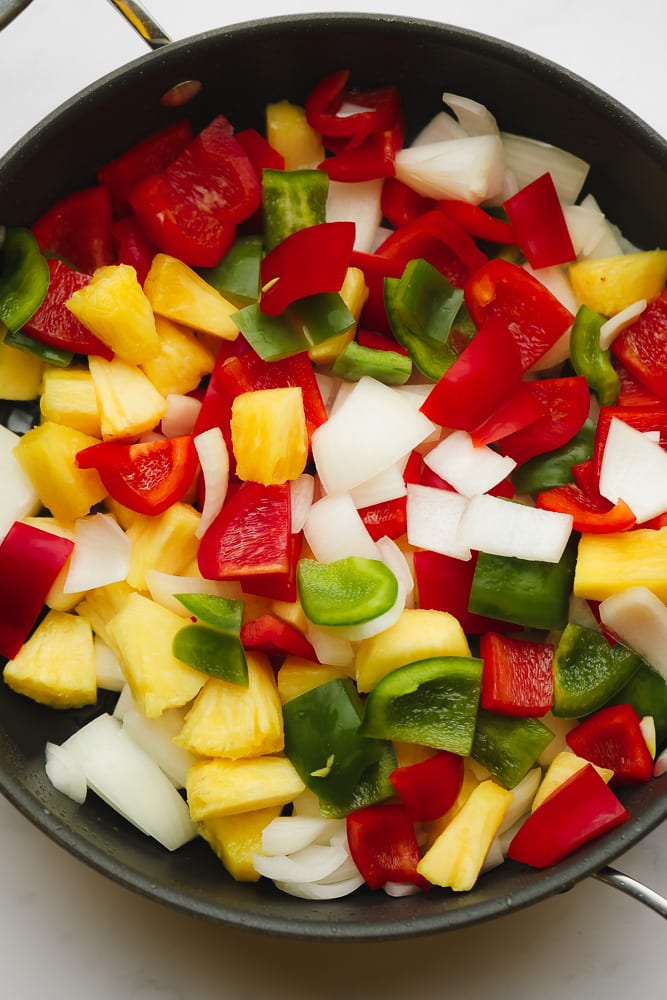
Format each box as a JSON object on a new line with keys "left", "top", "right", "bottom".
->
{"left": 480, "top": 632, "right": 554, "bottom": 717}
{"left": 96, "top": 120, "right": 193, "bottom": 216}
{"left": 76, "top": 436, "right": 199, "bottom": 516}
{"left": 239, "top": 532, "right": 301, "bottom": 603}
{"left": 32, "top": 185, "right": 115, "bottom": 274}
{"left": 259, "top": 221, "right": 355, "bottom": 316}
{"left": 305, "top": 69, "right": 401, "bottom": 143}
{"left": 111, "top": 216, "right": 157, "bottom": 285}
{"left": 319, "top": 122, "right": 403, "bottom": 182}
{"left": 381, "top": 178, "right": 435, "bottom": 228}
{"left": 610, "top": 291, "right": 667, "bottom": 402}
{"left": 358, "top": 496, "right": 407, "bottom": 541}
{"left": 346, "top": 803, "right": 429, "bottom": 891}
{"left": 536, "top": 483, "right": 636, "bottom": 533}
{"left": 240, "top": 612, "right": 316, "bottom": 661}
{"left": 389, "top": 751, "right": 464, "bottom": 822}
{"left": 234, "top": 128, "right": 285, "bottom": 176}
{"left": 567, "top": 703, "right": 654, "bottom": 785}
{"left": 403, "top": 449, "right": 424, "bottom": 485}
{"left": 356, "top": 328, "right": 409, "bottom": 356}
{"left": 499, "top": 376, "right": 591, "bottom": 466}
{"left": 592, "top": 405, "right": 667, "bottom": 481}
{"left": 469, "top": 382, "right": 547, "bottom": 447}
{"left": 438, "top": 199, "right": 516, "bottom": 245}
{"left": 503, "top": 172, "right": 576, "bottom": 268}
{"left": 464, "top": 258, "right": 575, "bottom": 372}
{"left": 375, "top": 209, "right": 488, "bottom": 288}
{"left": 413, "top": 549, "right": 516, "bottom": 635}
{"left": 349, "top": 250, "right": 405, "bottom": 334}
{"left": 0, "top": 522, "right": 74, "bottom": 660}
{"left": 197, "top": 480, "right": 291, "bottom": 580}
{"left": 420, "top": 316, "right": 523, "bottom": 430}
{"left": 615, "top": 360, "right": 661, "bottom": 407}
{"left": 507, "top": 763, "right": 629, "bottom": 868}
{"left": 22, "top": 258, "right": 113, "bottom": 359}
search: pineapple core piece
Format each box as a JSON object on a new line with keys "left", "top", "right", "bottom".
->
{"left": 144, "top": 253, "right": 240, "bottom": 340}
{"left": 200, "top": 804, "right": 283, "bottom": 882}
{"left": 231, "top": 386, "right": 308, "bottom": 485}
{"left": 186, "top": 756, "right": 306, "bottom": 821}
{"left": 3, "top": 610, "right": 96, "bottom": 709}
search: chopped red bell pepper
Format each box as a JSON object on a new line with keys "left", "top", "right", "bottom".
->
{"left": 111, "top": 215, "right": 157, "bottom": 285}
{"left": 413, "top": 549, "right": 516, "bottom": 635}
{"left": 464, "top": 258, "right": 574, "bottom": 371}
{"left": 591, "top": 404, "right": 667, "bottom": 481}
{"left": 375, "top": 208, "right": 488, "bottom": 289}
{"left": 346, "top": 802, "right": 429, "bottom": 891}
{"left": 349, "top": 249, "right": 405, "bottom": 334}
{"left": 419, "top": 316, "right": 523, "bottom": 430}
{"left": 76, "top": 436, "right": 199, "bottom": 516}
{"left": 381, "top": 178, "right": 435, "bottom": 228}
{"left": 566, "top": 703, "right": 654, "bottom": 785}
{"left": 96, "top": 119, "right": 193, "bottom": 216}
{"left": 319, "top": 122, "right": 403, "bottom": 182}
{"left": 610, "top": 291, "right": 667, "bottom": 402}
{"left": 234, "top": 128, "right": 285, "bottom": 176}
{"left": 503, "top": 172, "right": 576, "bottom": 268}
{"left": 389, "top": 750, "right": 464, "bottom": 822}
{"left": 239, "top": 532, "right": 301, "bottom": 603}
{"left": 305, "top": 69, "right": 401, "bottom": 144}
{"left": 499, "top": 376, "right": 591, "bottom": 466}
{"left": 240, "top": 612, "right": 316, "bottom": 661}
{"left": 356, "top": 328, "right": 409, "bottom": 356}
{"left": 0, "top": 521, "right": 74, "bottom": 660}
{"left": 22, "top": 258, "right": 113, "bottom": 359}
{"left": 402, "top": 449, "right": 425, "bottom": 485}
{"left": 31, "top": 185, "right": 115, "bottom": 274}
{"left": 197, "top": 480, "right": 291, "bottom": 580}
{"left": 615, "top": 360, "right": 661, "bottom": 407}
{"left": 507, "top": 763, "right": 629, "bottom": 868}
{"left": 358, "top": 496, "right": 407, "bottom": 541}
{"left": 259, "top": 221, "right": 355, "bottom": 316}
{"left": 438, "top": 199, "right": 516, "bottom": 245}
{"left": 469, "top": 383, "right": 547, "bottom": 447}
{"left": 536, "top": 483, "right": 636, "bottom": 533}
{"left": 480, "top": 632, "right": 554, "bottom": 717}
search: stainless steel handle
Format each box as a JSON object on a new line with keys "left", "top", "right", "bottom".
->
{"left": 0, "top": 0, "right": 32, "bottom": 30}
{"left": 592, "top": 866, "right": 667, "bottom": 919}
{"left": 105, "top": 0, "right": 171, "bottom": 49}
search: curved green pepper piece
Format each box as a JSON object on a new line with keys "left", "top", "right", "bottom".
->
{"left": 570, "top": 304, "right": 620, "bottom": 406}
{"left": 331, "top": 339, "right": 412, "bottom": 385}
{"left": 606, "top": 663, "right": 667, "bottom": 750}
{"left": 198, "top": 234, "right": 262, "bottom": 306}
{"left": 0, "top": 227, "right": 49, "bottom": 335}
{"left": 172, "top": 593, "right": 248, "bottom": 686}
{"left": 511, "top": 419, "right": 595, "bottom": 494}
{"left": 262, "top": 168, "right": 329, "bottom": 252}
{"left": 471, "top": 710, "right": 554, "bottom": 789}
{"left": 297, "top": 556, "right": 398, "bottom": 627}
{"left": 232, "top": 292, "right": 354, "bottom": 361}
{"left": 360, "top": 656, "right": 483, "bottom": 756}
{"left": 552, "top": 622, "right": 643, "bottom": 718}
{"left": 384, "top": 270, "right": 460, "bottom": 380}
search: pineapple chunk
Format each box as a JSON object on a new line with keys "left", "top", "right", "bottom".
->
{"left": 140, "top": 316, "right": 216, "bottom": 397}
{"left": 103, "top": 496, "right": 139, "bottom": 531}
{"left": 0, "top": 329, "right": 42, "bottom": 400}
{"left": 392, "top": 741, "right": 437, "bottom": 769}
{"left": 308, "top": 267, "right": 369, "bottom": 364}
{"left": 66, "top": 263, "right": 160, "bottom": 364}
{"left": 574, "top": 526, "right": 667, "bottom": 602}
{"left": 75, "top": 580, "right": 136, "bottom": 655}
{"left": 417, "top": 779, "right": 513, "bottom": 891}
{"left": 40, "top": 365, "right": 102, "bottom": 438}
{"left": 125, "top": 502, "right": 200, "bottom": 591}
{"left": 266, "top": 101, "right": 325, "bottom": 170}
{"left": 200, "top": 804, "right": 283, "bottom": 882}
{"left": 144, "top": 254, "right": 240, "bottom": 340}
{"left": 277, "top": 655, "right": 348, "bottom": 704}
{"left": 107, "top": 592, "right": 207, "bottom": 717}
{"left": 89, "top": 356, "right": 167, "bottom": 439}
{"left": 531, "top": 750, "right": 614, "bottom": 812}
{"left": 186, "top": 756, "right": 305, "bottom": 821}
{"left": 423, "top": 761, "right": 481, "bottom": 850}
{"left": 175, "top": 652, "right": 284, "bottom": 758}
{"left": 355, "top": 608, "right": 471, "bottom": 692}
{"left": 13, "top": 421, "right": 107, "bottom": 522}
{"left": 22, "top": 516, "right": 81, "bottom": 611}
{"left": 3, "top": 609, "right": 96, "bottom": 709}
{"left": 569, "top": 250, "right": 667, "bottom": 316}
{"left": 269, "top": 597, "right": 309, "bottom": 634}
{"left": 231, "top": 387, "right": 308, "bottom": 485}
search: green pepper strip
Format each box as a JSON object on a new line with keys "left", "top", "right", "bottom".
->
{"left": 0, "top": 227, "right": 50, "bottom": 335}
{"left": 3, "top": 327, "right": 73, "bottom": 367}
{"left": 172, "top": 593, "right": 248, "bottom": 686}
{"left": 511, "top": 419, "right": 595, "bottom": 494}
{"left": 232, "top": 292, "right": 354, "bottom": 361}
{"left": 471, "top": 710, "right": 554, "bottom": 789}
{"left": 262, "top": 168, "right": 329, "bottom": 252}
{"left": 552, "top": 622, "right": 644, "bottom": 718}
{"left": 198, "top": 234, "right": 263, "bottom": 307}
{"left": 331, "top": 339, "right": 412, "bottom": 385}
{"left": 570, "top": 304, "right": 620, "bottom": 406}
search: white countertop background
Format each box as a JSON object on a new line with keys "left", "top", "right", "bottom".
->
{"left": 0, "top": 2, "right": 665, "bottom": 997}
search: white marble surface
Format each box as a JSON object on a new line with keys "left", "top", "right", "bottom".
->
{"left": 0, "top": 1, "right": 665, "bottom": 997}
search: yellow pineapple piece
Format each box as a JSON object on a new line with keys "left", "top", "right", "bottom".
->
{"left": 392, "top": 741, "right": 437, "bottom": 769}
{"left": 21, "top": 516, "right": 82, "bottom": 612}
{"left": 107, "top": 592, "right": 207, "bottom": 717}
{"left": 265, "top": 101, "right": 325, "bottom": 170}
{"left": 0, "top": 329, "right": 43, "bottom": 400}
{"left": 66, "top": 263, "right": 160, "bottom": 364}
{"left": 88, "top": 356, "right": 167, "bottom": 439}
{"left": 3, "top": 609, "right": 96, "bottom": 709}
{"left": 355, "top": 608, "right": 471, "bottom": 693}
{"left": 200, "top": 804, "right": 283, "bottom": 881}
{"left": 144, "top": 254, "right": 240, "bottom": 340}
{"left": 277, "top": 655, "right": 349, "bottom": 704}
{"left": 140, "top": 316, "right": 216, "bottom": 397}
{"left": 13, "top": 421, "right": 107, "bottom": 522}
{"left": 102, "top": 496, "right": 139, "bottom": 531}
{"left": 423, "top": 761, "right": 480, "bottom": 849}
{"left": 308, "top": 267, "right": 369, "bottom": 364}
{"left": 75, "top": 580, "right": 136, "bottom": 655}
{"left": 569, "top": 249, "right": 667, "bottom": 316}
{"left": 269, "top": 597, "right": 309, "bottom": 634}
{"left": 186, "top": 756, "right": 305, "bottom": 821}
{"left": 231, "top": 387, "right": 308, "bottom": 486}
{"left": 531, "top": 751, "right": 614, "bottom": 812}
{"left": 40, "top": 365, "right": 101, "bottom": 438}
{"left": 125, "top": 502, "right": 200, "bottom": 591}
{"left": 175, "top": 652, "right": 284, "bottom": 759}
{"left": 417, "top": 779, "right": 513, "bottom": 891}
{"left": 574, "top": 526, "right": 667, "bottom": 602}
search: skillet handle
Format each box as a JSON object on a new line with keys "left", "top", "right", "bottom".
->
{"left": 592, "top": 866, "right": 667, "bottom": 919}
{"left": 105, "top": 0, "right": 171, "bottom": 49}
{"left": 0, "top": 0, "right": 32, "bottom": 30}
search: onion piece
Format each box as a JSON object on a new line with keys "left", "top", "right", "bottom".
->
{"left": 522, "top": 262, "right": 578, "bottom": 314}
{"left": 654, "top": 747, "right": 667, "bottom": 778}
{"left": 350, "top": 461, "right": 407, "bottom": 509}
{"left": 194, "top": 426, "right": 229, "bottom": 539}
{"left": 0, "top": 425, "right": 41, "bottom": 543}
{"left": 303, "top": 493, "right": 379, "bottom": 562}
{"left": 274, "top": 874, "right": 365, "bottom": 900}
{"left": 314, "top": 372, "right": 340, "bottom": 415}
{"left": 498, "top": 768, "right": 541, "bottom": 834}
{"left": 376, "top": 535, "right": 415, "bottom": 607}
{"left": 305, "top": 625, "right": 355, "bottom": 669}
{"left": 383, "top": 881, "right": 423, "bottom": 897}
{"left": 563, "top": 203, "right": 606, "bottom": 257}
{"left": 442, "top": 93, "right": 499, "bottom": 136}
{"left": 253, "top": 843, "right": 349, "bottom": 883}
{"left": 63, "top": 513, "right": 131, "bottom": 594}
{"left": 261, "top": 816, "right": 345, "bottom": 856}
{"left": 423, "top": 430, "right": 516, "bottom": 498}
{"left": 394, "top": 134, "right": 505, "bottom": 203}
{"left": 599, "top": 417, "right": 667, "bottom": 523}
{"left": 457, "top": 494, "right": 573, "bottom": 563}
{"left": 599, "top": 299, "right": 647, "bottom": 350}
{"left": 501, "top": 132, "right": 589, "bottom": 205}
{"left": 599, "top": 586, "right": 667, "bottom": 680}
{"left": 406, "top": 483, "right": 471, "bottom": 561}
{"left": 94, "top": 637, "right": 125, "bottom": 692}
{"left": 640, "top": 716, "right": 657, "bottom": 759}
{"left": 290, "top": 474, "right": 315, "bottom": 532}
{"left": 122, "top": 707, "right": 197, "bottom": 788}
{"left": 481, "top": 837, "right": 505, "bottom": 873}
{"left": 145, "top": 570, "right": 242, "bottom": 616}
{"left": 45, "top": 741, "right": 87, "bottom": 804}
{"left": 327, "top": 178, "right": 383, "bottom": 253}
{"left": 412, "top": 110, "right": 468, "bottom": 145}
{"left": 112, "top": 683, "right": 134, "bottom": 721}
{"left": 161, "top": 393, "right": 202, "bottom": 437}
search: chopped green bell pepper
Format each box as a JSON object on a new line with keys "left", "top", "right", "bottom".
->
{"left": 394, "top": 258, "right": 465, "bottom": 345}
{"left": 172, "top": 593, "right": 248, "bottom": 686}
{"left": 331, "top": 339, "right": 412, "bottom": 385}
{"left": 360, "top": 656, "right": 483, "bottom": 756}
{"left": 570, "top": 305, "right": 620, "bottom": 407}
{"left": 0, "top": 227, "right": 49, "bottom": 335}
{"left": 552, "top": 622, "right": 644, "bottom": 718}
{"left": 297, "top": 556, "right": 398, "bottom": 627}
{"left": 3, "top": 327, "right": 73, "bottom": 367}
{"left": 384, "top": 269, "right": 461, "bottom": 380}
{"left": 231, "top": 292, "right": 354, "bottom": 361}
{"left": 262, "top": 168, "right": 329, "bottom": 252}
{"left": 511, "top": 419, "right": 595, "bottom": 494}
{"left": 471, "top": 710, "right": 554, "bottom": 789}
{"left": 198, "top": 234, "right": 262, "bottom": 306}
{"left": 606, "top": 663, "right": 667, "bottom": 749}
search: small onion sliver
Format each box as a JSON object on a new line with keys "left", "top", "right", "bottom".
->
{"left": 63, "top": 513, "right": 131, "bottom": 594}
{"left": 45, "top": 741, "right": 87, "bottom": 804}
{"left": 261, "top": 816, "right": 345, "bottom": 856}
{"left": 161, "top": 393, "right": 202, "bottom": 437}
{"left": 253, "top": 843, "right": 349, "bottom": 883}
{"left": 194, "top": 426, "right": 229, "bottom": 539}
{"left": 442, "top": 92, "right": 499, "bottom": 136}
{"left": 599, "top": 299, "right": 647, "bottom": 350}
{"left": 274, "top": 874, "right": 365, "bottom": 900}
{"left": 290, "top": 474, "right": 315, "bottom": 533}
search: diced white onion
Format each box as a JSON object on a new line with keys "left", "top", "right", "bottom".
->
{"left": 599, "top": 586, "right": 667, "bottom": 681}
{"left": 412, "top": 111, "right": 468, "bottom": 146}
{"left": 0, "top": 425, "right": 41, "bottom": 543}
{"left": 522, "top": 262, "right": 578, "bottom": 315}
{"left": 45, "top": 741, "right": 87, "bottom": 804}
{"left": 305, "top": 625, "right": 355, "bottom": 669}
{"left": 145, "top": 570, "right": 242, "bottom": 616}
{"left": 274, "top": 874, "right": 365, "bottom": 899}
{"left": 406, "top": 483, "right": 471, "bottom": 561}
{"left": 563, "top": 203, "right": 606, "bottom": 258}
{"left": 599, "top": 418, "right": 667, "bottom": 523}
{"left": 261, "top": 816, "right": 345, "bottom": 856}
{"left": 63, "top": 514, "right": 131, "bottom": 594}
{"left": 122, "top": 707, "right": 197, "bottom": 788}
{"left": 303, "top": 493, "right": 379, "bottom": 563}
{"left": 112, "top": 683, "right": 134, "bottom": 721}
{"left": 442, "top": 93, "right": 499, "bottom": 136}
{"left": 568, "top": 595, "right": 601, "bottom": 632}
{"left": 314, "top": 372, "right": 340, "bottom": 415}
{"left": 350, "top": 461, "right": 407, "bottom": 509}
{"left": 194, "top": 426, "right": 229, "bottom": 539}
{"left": 253, "top": 843, "right": 349, "bottom": 883}
{"left": 290, "top": 474, "right": 315, "bottom": 533}
{"left": 457, "top": 494, "right": 573, "bottom": 563}
{"left": 327, "top": 179, "right": 383, "bottom": 253}
{"left": 394, "top": 134, "right": 505, "bottom": 203}
{"left": 161, "top": 393, "right": 202, "bottom": 437}
{"left": 498, "top": 768, "right": 541, "bottom": 834}
{"left": 376, "top": 535, "right": 415, "bottom": 607}
{"left": 599, "top": 299, "right": 647, "bottom": 350}
{"left": 383, "top": 881, "right": 423, "bottom": 897}
{"left": 94, "top": 637, "right": 125, "bottom": 692}
{"left": 500, "top": 132, "right": 590, "bottom": 205}
{"left": 481, "top": 837, "right": 506, "bottom": 873}
{"left": 423, "top": 430, "right": 516, "bottom": 498}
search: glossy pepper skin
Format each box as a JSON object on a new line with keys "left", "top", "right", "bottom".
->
{"left": 346, "top": 803, "right": 429, "bottom": 891}
{"left": 610, "top": 291, "right": 667, "bottom": 402}
{"left": 32, "top": 185, "right": 115, "bottom": 274}
{"left": 569, "top": 305, "right": 620, "bottom": 406}
{"left": 389, "top": 750, "right": 464, "bottom": 822}
{"left": 471, "top": 710, "right": 554, "bottom": 789}
{"left": 503, "top": 172, "right": 576, "bottom": 269}
{"left": 23, "top": 258, "right": 113, "bottom": 359}
{"left": 552, "top": 623, "right": 645, "bottom": 719}
{"left": 566, "top": 703, "right": 654, "bottom": 785}
{"left": 480, "top": 632, "right": 554, "bottom": 717}
{"left": 0, "top": 227, "right": 49, "bottom": 336}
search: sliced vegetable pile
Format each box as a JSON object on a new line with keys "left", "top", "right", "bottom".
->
{"left": 1, "top": 70, "right": 667, "bottom": 901}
